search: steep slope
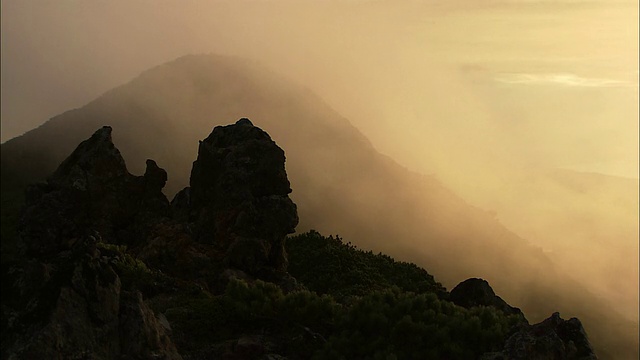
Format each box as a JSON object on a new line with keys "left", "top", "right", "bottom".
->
{"left": 1, "top": 54, "right": 637, "bottom": 359}
{"left": 2, "top": 122, "right": 597, "bottom": 360}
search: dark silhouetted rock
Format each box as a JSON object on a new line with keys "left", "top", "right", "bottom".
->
{"left": 186, "top": 119, "right": 298, "bottom": 275}
{"left": 2, "top": 127, "right": 182, "bottom": 359}
{"left": 47, "top": 126, "right": 129, "bottom": 190}
{"left": 170, "top": 186, "right": 191, "bottom": 223}
{"left": 482, "top": 312, "right": 598, "bottom": 360}
{"left": 3, "top": 121, "right": 302, "bottom": 359}
{"left": 1, "top": 235, "right": 182, "bottom": 360}
{"left": 450, "top": 278, "right": 524, "bottom": 317}
{"left": 144, "top": 159, "right": 168, "bottom": 193}
{"left": 119, "top": 290, "right": 183, "bottom": 359}
{"left": 18, "top": 126, "right": 170, "bottom": 257}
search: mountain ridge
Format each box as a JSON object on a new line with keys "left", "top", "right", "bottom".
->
{"left": 1, "top": 54, "right": 637, "bottom": 359}
{"left": 2, "top": 121, "right": 597, "bottom": 359}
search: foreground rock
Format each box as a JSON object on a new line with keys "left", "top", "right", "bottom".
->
{"left": 175, "top": 118, "right": 299, "bottom": 278}
{"left": 2, "top": 238, "right": 181, "bottom": 359}
{"left": 19, "top": 126, "right": 170, "bottom": 258}
{"left": 2, "top": 126, "right": 181, "bottom": 359}
{"left": 450, "top": 278, "right": 525, "bottom": 317}
{"left": 483, "top": 312, "right": 598, "bottom": 360}
{"left": 2, "top": 120, "right": 300, "bottom": 359}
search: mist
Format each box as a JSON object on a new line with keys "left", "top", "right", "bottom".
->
{"left": 2, "top": 1, "right": 637, "bottom": 173}
{"left": 2, "top": 0, "right": 638, "bottom": 357}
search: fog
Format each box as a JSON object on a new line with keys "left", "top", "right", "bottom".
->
{"left": 2, "top": 0, "right": 638, "bottom": 355}
{"left": 2, "top": 1, "right": 638, "bottom": 171}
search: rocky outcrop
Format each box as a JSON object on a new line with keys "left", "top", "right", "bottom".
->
{"left": 2, "top": 126, "right": 182, "bottom": 359}
{"left": 450, "top": 278, "right": 525, "bottom": 317}
{"left": 176, "top": 118, "right": 298, "bottom": 276}
{"left": 483, "top": 312, "right": 598, "bottom": 360}
{"left": 0, "top": 119, "right": 602, "bottom": 360}
{"left": 1, "top": 235, "right": 182, "bottom": 360}
{"left": 18, "top": 126, "right": 170, "bottom": 258}
{"left": 2, "top": 120, "right": 301, "bottom": 359}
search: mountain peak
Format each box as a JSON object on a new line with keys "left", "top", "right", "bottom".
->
{"left": 185, "top": 119, "right": 298, "bottom": 274}
{"left": 236, "top": 117, "right": 254, "bottom": 126}
{"left": 49, "top": 125, "right": 127, "bottom": 189}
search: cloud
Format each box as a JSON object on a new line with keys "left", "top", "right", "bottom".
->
{"left": 495, "top": 72, "right": 637, "bottom": 87}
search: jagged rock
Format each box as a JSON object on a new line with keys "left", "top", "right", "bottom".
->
{"left": 144, "top": 159, "right": 168, "bottom": 193}
{"left": 2, "top": 127, "right": 183, "bottom": 359}
{"left": 119, "top": 291, "right": 182, "bottom": 359}
{"left": 450, "top": 278, "right": 524, "bottom": 317}
{"left": 19, "top": 126, "right": 170, "bottom": 257}
{"left": 170, "top": 187, "right": 191, "bottom": 223}
{"left": 4, "top": 121, "right": 300, "bottom": 359}
{"left": 1, "top": 236, "right": 182, "bottom": 359}
{"left": 186, "top": 118, "right": 298, "bottom": 275}
{"left": 47, "top": 125, "right": 129, "bottom": 190}
{"left": 482, "top": 312, "right": 598, "bottom": 360}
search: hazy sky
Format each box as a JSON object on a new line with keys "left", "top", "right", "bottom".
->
{"left": 2, "top": 0, "right": 638, "bottom": 179}
{"left": 4, "top": 0, "right": 635, "bottom": 235}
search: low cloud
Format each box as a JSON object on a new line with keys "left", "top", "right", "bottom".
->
{"left": 495, "top": 72, "right": 637, "bottom": 87}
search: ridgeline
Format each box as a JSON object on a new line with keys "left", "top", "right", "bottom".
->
{"left": 1, "top": 121, "right": 597, "bottom": 359}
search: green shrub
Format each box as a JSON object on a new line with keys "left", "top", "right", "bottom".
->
{"left": 286, "top": 230, "right": 447, "bottom": 300}
{"left": 313, "top": 289, "right": 518, "bottom": 359}
{"left": 108, "top": 231, "right": 520, "bottom": 359}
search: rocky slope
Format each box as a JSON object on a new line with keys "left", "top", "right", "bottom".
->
{"left": 2, "top": 120, "right": 300, "bottom": 359}
{"left": 482, "top": 312, "right": 597, "bottom": 360}
{"left": 2, "top": 126, "right": 181, "bottom": 359}
{"left": 1, "top": 55, "right": 636, "bottom": 358}
{"left": 2, "top": 121, "right": 598, "bottom": 359}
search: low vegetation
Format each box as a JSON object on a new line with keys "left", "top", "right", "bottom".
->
{"left": 152, "top": 231, "right": 523, "bottom": 359}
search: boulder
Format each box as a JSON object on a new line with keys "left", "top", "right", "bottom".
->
{"left": 450, "top": 278, "right": 524, "bottom": 317}
{"left": 3, "top": 121, "right": 301, "bottom": 359}
{"left": 184, "top": 118, "right": 298, "bottom": 274}
{"left": 483, "top": 312, "right": 598, "bottom": 359}
{"left": 19, "top": 126, "right": 170, "bottom": 257}
{"left": 1, "top": 235, "right": 182, "bottom": 360}
{"left": 2, "top": 127, "right": 182, "bottom": 359}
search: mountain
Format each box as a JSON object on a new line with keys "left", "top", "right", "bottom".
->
{"left": 1, "top": 54, "right": 637, "bottom": 358}
{"left": 1, "top": 121, "right": 597, "bottom": 359}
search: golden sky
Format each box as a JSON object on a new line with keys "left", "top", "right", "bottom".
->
{"left": 2, "top": 0, "right": 638, "bottom": 178}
